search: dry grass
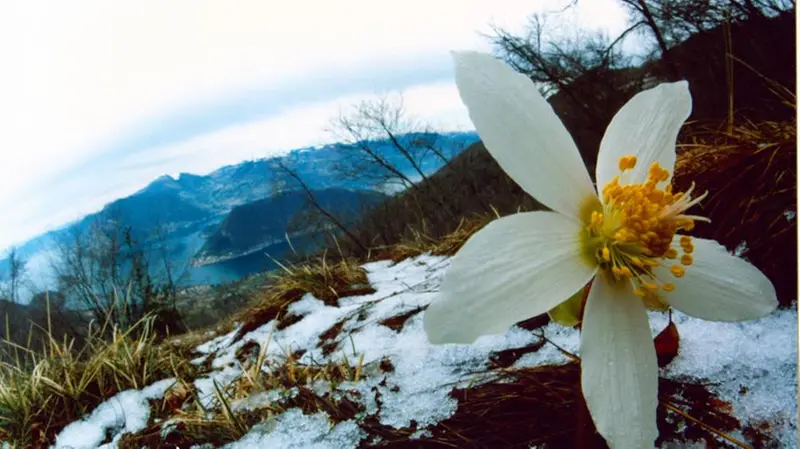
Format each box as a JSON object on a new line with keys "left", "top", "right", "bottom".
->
{"left": 374, "top": 213, "right": 496, "bottom": 262}
{"left": 269, "top": 254, "right": 374, "bottom": 307}
{"left": 229, "top": 254, "right": 374, "bottom": 344}
{"left": 674, "top": 117, "right": 796, "bottom": 305}
{"left": 0, "top": 314, "right": 196, "bottom": 448}
{"left": 224, "top": 332, "right": 366, "bottom": 403}
{"left": 120, "top": 336, "right": 368, "bottom": 448}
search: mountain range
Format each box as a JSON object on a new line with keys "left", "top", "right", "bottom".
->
{"left": 1, "top": 131, "right": 478, "bottom": 299}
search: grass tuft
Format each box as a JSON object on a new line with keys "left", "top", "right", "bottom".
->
{"left": 0, "top": 314, "right": 196, "bottom": 448}
{"left": 675, "top": 117, "right": 796, "bottom": 305}
{"left": 230, "top": 254, "right": 374, "bottom": 344}
{"left": 375, "top": 213, "right": 496, "bottom": 263}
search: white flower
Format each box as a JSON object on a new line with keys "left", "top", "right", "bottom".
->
{"left": 423, "top": 51, "right": 778, "bottom": 449}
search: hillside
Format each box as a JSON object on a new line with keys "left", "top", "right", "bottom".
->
{"left": 30, "top": 254, "right": 799, "bottom": 448}
{"left": 543, "top": 10, "right": 795, "bottom": 174}
{"left": 195, "top": 189, "right": 387, "bottom": 265}
{"left": 103, "top": 187, "right": 212, "bottom": 237}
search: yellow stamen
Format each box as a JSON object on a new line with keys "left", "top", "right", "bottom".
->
{"left": 584, "top": 156, "right": 708, "bottom": 307}
{"left": 618, "top": 155, "right": 638, "bottom": 171}
{"left": 642, "top": 282, "right": 659, "bottom": 292}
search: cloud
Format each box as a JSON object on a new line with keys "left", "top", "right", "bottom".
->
{"left": 0, "top": 81, "right": 472, "bottom": 249}
{"left": 0, "top": 0, "right": 545, "bottom": 194}
{"left": 116, "top": 81, "right": 473, "bottom": 177}
{"left": 0, "top": 0, "right": 629, "bottom": 250}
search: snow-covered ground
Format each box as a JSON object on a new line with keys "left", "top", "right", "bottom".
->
{"left": 50, "top": 254, "right": 798, "bottom": 449}
{"left": 52, "top": 378, "right": 177, "bottom": 449}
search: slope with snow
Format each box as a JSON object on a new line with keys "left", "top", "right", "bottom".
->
{"left": 50, "top": 254, "right": 798, "bottom": 448}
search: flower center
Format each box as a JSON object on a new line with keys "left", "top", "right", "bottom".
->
{"left": 585, "top": 155, "right": 708, "bottom": 302}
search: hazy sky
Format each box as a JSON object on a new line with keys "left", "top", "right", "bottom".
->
{"left": 0, "top": 0, "right": 629, "bottom": 251}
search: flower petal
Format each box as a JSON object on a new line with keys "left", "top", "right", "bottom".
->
{"left": 452, "top": 51, "right": 596, "bottom": 221}
{"left": 580, "top": 273, "right": 658, "bottom": 449}
{"left": 424, "top": 211, "right": 596, "bottom": 344}
{"left": 657, "top": 237, "right": 778, "bottom": 321}
{"left": 595, "top": 81, "right": 692, "bottom": 190}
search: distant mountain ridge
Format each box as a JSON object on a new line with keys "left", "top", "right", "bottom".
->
{"left": 3, "top": 131, "right": 478, "bottom": 293}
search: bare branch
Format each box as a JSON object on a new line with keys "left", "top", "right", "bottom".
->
{"left": 273, "top": 160, "right": 369, "bottom": 256}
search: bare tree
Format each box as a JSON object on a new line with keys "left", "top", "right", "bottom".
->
{"left": 333, "top": 95, "right": 459, "bottom": 181}
{"left": 618, "top": 0, "right": 679, "bottom": 78}
{"left": 488, "top": 8, "right": 647, "bottom": 170}
{"left": 329, "top": 94, "right": 457, "bottom": 220}
{"left": 271, "top": 160, "right": 369, "bottom": 256}
{"left": 148, "top": 218, "right": 191, "bottom": 310}
{"left": 617, "top": 0, "right": 794, "bottom": 50}
{"left": 331, "top": 95, "right": 422, "bottom": 189}
{"left": 487, "top": 9, "right": 642, "bottom": 141}
{"left": 51, "top": 216, "right": 182, "bottom": 332}
{"left": 3, "top": 246, "right": 26, "bottom": 304}
{"left": 488, "top": 6, "right": 638, "bottom": 98}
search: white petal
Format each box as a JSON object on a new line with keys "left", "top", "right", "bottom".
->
{"left": 424, "top": 211, "right": 596, "bottom": 344}
{"left": 452, "top": 51, "right": 596, "bottom": 221}
{"left": 658, "top": 237, "right": 778, "bottom": 321}
{"left": 580, "top": 273, "right": 658, "bottom": 449}
{"left": 595, "top": 81, "right": 692, "bottom": 190}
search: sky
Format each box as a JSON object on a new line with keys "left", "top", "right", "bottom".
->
{"left": 0, "top": 0, "right": 630, "bottom": 251}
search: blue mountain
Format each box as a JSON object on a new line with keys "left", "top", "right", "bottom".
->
{"left": 2, "top": 131, "right": 478, "bottom": 293}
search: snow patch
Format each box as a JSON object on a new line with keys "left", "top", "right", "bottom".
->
{"left": 662, "top": 308, "right": 798, "bottom": 447}
{"left": 223, "top": 409, "right": 365, "bottom": 449}
{"left": 52, "top": 378, "right": 176, "bottom": 449}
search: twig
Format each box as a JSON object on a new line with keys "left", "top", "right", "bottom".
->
{"left": 535, "top": 332, "right": 580, "bottom": 363}
{"left": 662, "top": 402, "right": 752, "bottom": 449}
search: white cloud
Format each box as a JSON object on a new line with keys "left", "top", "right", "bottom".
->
{"left": 0, "top": 0, "right": 628, "bottom": 250}
{"left": 1, "top": 81, "right": 473, "bottom": 249}
{"left": 116, "top": 81, "right": 473, "bottom": 178}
